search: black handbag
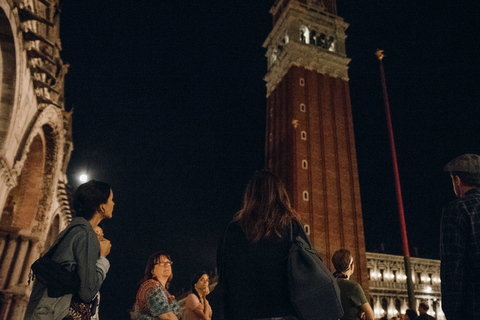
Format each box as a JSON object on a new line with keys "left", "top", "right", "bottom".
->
{"left": 29, "top": 225, "right": 81, "bottom": 298}
{"left": 288, "top": 221, "right": 344, "bottom": 320}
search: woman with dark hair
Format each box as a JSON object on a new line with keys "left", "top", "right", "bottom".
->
{"left": 183, "top": 272, "right": 212, "bottom": 320}
{"left": 25, "top": 180, "right": 114, "bottom": 320}
{"left": 133, "top": 251, "right": 180, "bottom": 320}
{"left": 217, "top": 170, "right": 307, "bottom": 320}
{"left": 331, "top": 249, "right": 373, "bottom": 320}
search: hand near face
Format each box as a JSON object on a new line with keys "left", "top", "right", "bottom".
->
{"left": 99, "top": 238, "right": 111, "bottom": 257}
{"left": 94, "top": 226, "right": 111, "bottom": 257}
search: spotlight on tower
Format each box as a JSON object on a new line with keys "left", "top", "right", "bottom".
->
{"left": 79, "top": 174, "right": 88, "bottom": 182}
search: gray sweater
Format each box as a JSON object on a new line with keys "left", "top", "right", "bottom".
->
{"left": 24, "top": 217, "right": 110, "bottom": 320}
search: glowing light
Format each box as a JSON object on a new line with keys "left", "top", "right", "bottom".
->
{"left": 425, "top": 286, "right": 432, "bottom": 293}
{"left": 79, "top": 174, "right": 88, "bottom": 182}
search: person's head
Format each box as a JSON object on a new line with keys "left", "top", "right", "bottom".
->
{"left": 444, "top": 154, "right": 480, "bottom": 197}
{"left": 191, "top": 272, "right": 209, "bottom": 299}
{"left": 73, "top": 180, "right": 113, "bottom": 221}
{"left": 331, "top": 249, "right": 354, "bottom": 277}
{"left": 418, "top": 302, "right": 429, "bottom": 314}
{"left": 143, "top": 251, "right": 173, "bottom": 288}
{"left": 234, "top": 170, "right": 298, "bottom": 242}
{"left": 404, "top": 309, "right": 417, "bottom": 320}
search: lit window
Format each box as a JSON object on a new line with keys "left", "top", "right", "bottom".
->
{"left": 301, "top": 131, "right": 307, "bottom": 140}
{"left": 304, "top": 224, "right": 310, "bottom": 235}
{"left": 300, "top": 103, "right": 306, "bottom": 112}
{"left": 302, "top": 160, "right": 308, "bottom": 169}
{"left": 303, "top": 191, "right": 309, "bottom": 201}
{"left": 299, "top": 78, "right": 305, "bottom": 86}
{"left": 299, "top": 26, "right": 309, "bottom": 44}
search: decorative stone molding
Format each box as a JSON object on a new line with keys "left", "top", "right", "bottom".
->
{"left": 264, "top": 41, "right": 350, "bottom": 96}
{"left": 0, "top": 158, "right": 16, "bottom": 189}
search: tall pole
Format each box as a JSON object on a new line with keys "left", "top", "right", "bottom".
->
{"left": 375, "top": 49, "right": 416, "bottom": 309}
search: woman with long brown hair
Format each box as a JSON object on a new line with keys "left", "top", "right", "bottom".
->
{"left": 217, "top": 170, "right": 307, "bottom": 320}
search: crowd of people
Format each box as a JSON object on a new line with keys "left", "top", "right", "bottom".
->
{"left": 24, "top": 153, "right": 480, "bottom": 320}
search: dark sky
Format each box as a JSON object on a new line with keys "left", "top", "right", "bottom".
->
{"left": 60, "top": 1, "right": 480, "bottom": 319}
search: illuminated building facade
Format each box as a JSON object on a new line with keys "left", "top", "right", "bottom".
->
{"left": 263, "top": 0, "right": 368, "bottom": 289}
{"left": 367, "top": 252, "right": 444, "bottom": 320}
{"left": 0, "top": 0, "right": 72, "bottom": 318}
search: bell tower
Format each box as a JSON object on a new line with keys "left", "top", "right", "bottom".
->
{"left": 263, "top": 0, "right": 369, "bottom": 289}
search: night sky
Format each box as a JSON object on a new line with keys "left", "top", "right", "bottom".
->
{"left": 59, "top": 1, "right": 480, "bottom": 319}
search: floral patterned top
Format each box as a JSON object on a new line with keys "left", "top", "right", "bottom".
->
{"left": 133, "top": 279, "right": 180, "bottom": 319}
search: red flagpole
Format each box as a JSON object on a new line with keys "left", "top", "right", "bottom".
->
{"left": 376, "top": 49, "right": 416, "bottom": 310}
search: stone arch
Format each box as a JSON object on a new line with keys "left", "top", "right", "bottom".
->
{"left": 27, "top": 108, "right": 64, "bottom": 238}
{"left": 1, "top": 106, "right": 64, "bottom": 236}
{"left": 0, "top": 134, "right": 45, "bottom": 231}
{"left": 299, "top": 25, "right": 309, "bottom": 44}
{"left": 0, "top": 6, "right": 16, "bottom": 150}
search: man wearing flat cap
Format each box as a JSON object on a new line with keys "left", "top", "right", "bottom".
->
{"left": 441, "top": 154, "right": 480, "bottom": 320}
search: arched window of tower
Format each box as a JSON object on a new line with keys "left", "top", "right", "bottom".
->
{"left": 302, "top": 160, "right": 308, "bottom": 169}
{"left": 299, "top": 25, "right": 309, "bottom": 44}
{"left": 299, "top": 78, "right": 305, "bottom": 86}
{"left": 301, "top": 131, "right": 307, "bottom": 140}
{"left": 300, "top": 103, "right": 306, "bottom": 112}
{"left": 302, "top": 191, "right": 309, "bottom": 201}
{"left": 304, "top": 224, "right": 310, "bottom": 235}
{"left": 309, "top": 29, "right": 316, "bottom": 46}
{"left": 317, "top": 33, "right": 326, "bottom": 48}
{"left": 327, "top": 35, "right": 336, "bottom": 52}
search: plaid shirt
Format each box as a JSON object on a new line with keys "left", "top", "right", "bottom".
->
{"left": 440, "top": 188, "right": 480, "bottom": 320}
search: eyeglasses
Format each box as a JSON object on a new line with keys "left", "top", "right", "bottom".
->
{"left": 156, "top": 261, "right": 173, "bottom": 267}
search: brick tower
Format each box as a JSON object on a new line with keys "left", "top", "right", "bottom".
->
{"left": 263, "top": 0, "right": 368, "bottom": 289}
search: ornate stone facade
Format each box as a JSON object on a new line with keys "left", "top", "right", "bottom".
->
{"left": 0, "top": 0, "right": 72, "bottom": 318}
{"left": 366, "top": 252, "right": 445, "bottom": 319}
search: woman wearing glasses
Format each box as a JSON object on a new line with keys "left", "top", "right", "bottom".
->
{"left": 331, "top": 249, "right": 374, "bottom": 320}
{"left": 133, "top": 251, "right": 180, "bottom": 320}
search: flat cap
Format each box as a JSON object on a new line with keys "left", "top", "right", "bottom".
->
{"left": 444, "top": 154, "right": 480, "bottom": 175}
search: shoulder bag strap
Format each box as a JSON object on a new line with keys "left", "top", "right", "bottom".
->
{"left": 44, "top": 224, "right": 82, "bottom": 259}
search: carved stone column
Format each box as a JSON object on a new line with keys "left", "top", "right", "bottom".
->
{"left": 0, "top": 292, "right": 12, "bottom": 320}
{"left": 6, "top": 236, "right": 29, "bottom": 288}
{"left": 0, "top": 234, "right": 18, "bottom": 289}
{"left": 9, "top": 294, "right": 29, "bottom": 320}
{"left": 20, "top": 238, "right": 39, "bottom": 287}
